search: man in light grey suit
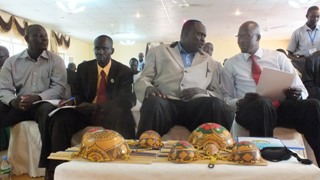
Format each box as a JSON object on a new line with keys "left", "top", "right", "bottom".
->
{"left": 134, "top": 19, "right": 232, "bottom": 138}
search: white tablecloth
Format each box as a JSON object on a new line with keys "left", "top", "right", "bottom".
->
{"left": 55, "top": 158, "right": 320, "bottom": 180}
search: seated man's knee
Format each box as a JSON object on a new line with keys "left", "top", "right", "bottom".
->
{"left": 253, "top": 98, "right": 272, "bottom": 107}
{"left": 51, "top": 109, "right": 76, "bottom": 127}
{"left": 304, "top": 98, "right": 320, "bottom": 107}
{"left": 142, "top": 96, "right": 167, "bottom": 108}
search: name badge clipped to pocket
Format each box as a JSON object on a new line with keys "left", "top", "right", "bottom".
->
{"left": 309, "top": 48, "right": 317, "bottom": 55}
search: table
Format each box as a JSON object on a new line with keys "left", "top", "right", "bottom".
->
{"left": 54, "top": 157, "right": 320, "bottom": 180}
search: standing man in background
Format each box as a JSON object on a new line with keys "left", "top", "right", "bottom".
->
{"left": 135, "top": 19, "right": 232, "bottom": 138}
{"left": 129, "top": 57, "right": 140, "bottom": 82}
{"left": 287, "top": 6, "right": 320, "bottom": 73}
{"left": 203, "top": 42, "right": 214, "bottom": 57}
{"left": 138, "top": 52, "right": 145, "bottom": 71}
{"left": 66, "top": 62, "right": 77, "bottom": 96}
{"left": 0, "top": 24, "right": 67, "bottom": 180}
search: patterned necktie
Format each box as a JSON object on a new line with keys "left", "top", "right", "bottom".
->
{"left": 97, "top": 70, "right": 107, "bottom": 103}
{"left": 251, "top": 55, "right": 262, "bottom": 84}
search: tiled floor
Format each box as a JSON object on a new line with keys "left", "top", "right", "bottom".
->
{"left": 0, "top": 150, "right": 44, "bottom": 180}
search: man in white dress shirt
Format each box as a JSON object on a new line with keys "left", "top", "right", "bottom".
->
{"left": 221, "top": 21, "right": 320, "bottom": 167}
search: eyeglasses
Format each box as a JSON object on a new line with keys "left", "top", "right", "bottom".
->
{"left": 235, "top": 33, "right": 259, "bottom": 38}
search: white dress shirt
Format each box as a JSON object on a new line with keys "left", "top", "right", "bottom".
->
{"left": 221, "top": 48, "right": 308, "bottom": 111}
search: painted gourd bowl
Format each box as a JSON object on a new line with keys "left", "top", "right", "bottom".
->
{"left": 189, "top": 123, "right": 235, "bottom": 151}
{"left": 74, "top": 128, "right": 131, "bottom": 162}
{"left": 168, "top": 141, "right": 198, "bottom": 163}
{"left": 139, "top": 130, "right": 163, "bottom": 148}
{"left": 228, "top": 141, "right": 263, "bottom": 165}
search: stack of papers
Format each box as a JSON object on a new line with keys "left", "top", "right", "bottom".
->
{"left": 237, "top": 137, "right": 304, "bottom": 150}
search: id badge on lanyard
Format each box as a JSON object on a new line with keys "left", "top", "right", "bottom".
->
{"left": 308, "top": 30, "right": 317, "bottom": 55}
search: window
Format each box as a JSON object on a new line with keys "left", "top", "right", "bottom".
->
{"left": 0, "top": 35, "right": 27, "bottom": 56}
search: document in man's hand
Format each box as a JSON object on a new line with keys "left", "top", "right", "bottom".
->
{"left": 256, "top": 67, "right": 295, "bottom": 100}
{"left": 33, "top": 99, "right": 61, "bottom": 106}
{"left": 48, "top": 105, "right": 76, "bottom": 117}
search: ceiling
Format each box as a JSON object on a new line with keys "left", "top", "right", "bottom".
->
{"left": 0, "top": 0, "right": 319, "bottom": 44}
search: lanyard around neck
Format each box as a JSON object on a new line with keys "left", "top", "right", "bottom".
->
{"left": 307, "top": 30, "right": 317, "bottom": 45}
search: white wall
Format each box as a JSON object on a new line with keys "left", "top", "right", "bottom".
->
{"left": 112, "top": 42, "right": 147, "bottom": 67}
{"left": 206, "top": 38, "right": 290, "bottom": 63}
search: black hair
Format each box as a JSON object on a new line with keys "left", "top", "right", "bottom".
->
{"left": 129, "top": 57, "right": 138, "bottom": 65}
{"left": 94, "top": 35, "right": 113, "bottom": 46}
{"left": 25, "top": 24, "right": 45, "bottom": 37}
{"left": 306, "top": 6, "right": 319, "bottom": 17}
{"left": 181, "top": 19, "right": 202, "bottom": 36}
{"left": 67, "top": 62, "right": 76, "bottom": 69}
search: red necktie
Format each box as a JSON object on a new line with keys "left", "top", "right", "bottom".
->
{"left": 251, "top": 55, "right": 261, "bottom": 84}
{"left": 97, "top": 71, "right": 107, "bottom": 103}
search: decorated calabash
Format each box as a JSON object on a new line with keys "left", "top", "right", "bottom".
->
{"left": 139, "top": 130, "right": 163, "bottom": 148}
{"left": 168, "top": 141, "right": 198, "bottom": 163}
{"left": 73, "top": 129, "right": 131, "bottom": 162}
{"left": 188, "top": 123, "right": 235, "bottom": 151}
{"left": 228, "top": 141, "right": 263, "bottom": 165}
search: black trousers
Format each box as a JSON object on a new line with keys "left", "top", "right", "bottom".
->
{"left": 136, "top": 96, "right": 232, "bottom": 138}
{"left": 0, "top": 102, "right": 56, "bottom": 164}
{"left": 236, "top": 98, "right": 320, "bottom": 167}
{"left": 0, "top": 102, "right": 56, "bottom": 128}
{"left": 40, "top": 105, "right": 136, "bottom": 172}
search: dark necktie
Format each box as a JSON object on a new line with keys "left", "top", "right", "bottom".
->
{"left": 251, "top": 55, "right": 262, "bottom": 84}
{"left": 97, "top": 70, "right": 107, "bottom": 103}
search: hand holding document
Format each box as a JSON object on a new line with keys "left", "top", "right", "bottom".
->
{"left": 256, "top": 68, "right": 295, "bottom": 101}
{"left": 33, "top": 98, "right": 76, "bottom": 117}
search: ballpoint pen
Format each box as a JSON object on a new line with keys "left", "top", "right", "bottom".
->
{"left": 59, "top": 97, "right": 75, "bottom": 106}
{"left": 206, "top": 62, "right": 208, "bottom": 78}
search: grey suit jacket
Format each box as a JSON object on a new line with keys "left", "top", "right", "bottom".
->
{"left": 134, "top": 42, "right": 222, "bottom": 102}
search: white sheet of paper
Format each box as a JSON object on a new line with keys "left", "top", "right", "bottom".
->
{"left": 33, "top": 99, "right": 60, "bottom": 106}
{"left": 48, "top": 105, "right": 76, "bottom": 117}
{"left": 256, "top": 67, "right": 295, "bottom": 100}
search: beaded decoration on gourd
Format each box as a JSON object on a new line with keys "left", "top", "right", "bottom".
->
{"left": 188, "top": 123, "right": 235, "bottom": 167}
{"left": 139, "top": 130, "right": 164, "bottom": 149}
{"left": 189, "top": 123, "right": 235, "bottom": 154}
{"left": 228, "top": 141, "right": 263, "bottom": 165}
{"left": 168, "top": 141, "right": 199, "bottom": 163}
{"left": 72, "top": 128, "right": 131, "bottom": 162}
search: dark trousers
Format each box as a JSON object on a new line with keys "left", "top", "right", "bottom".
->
{"left": 40, "top": 105, "right": 136, "bottom": 172}
{"left": 0, "top": 102, "right": 58, "bottom": 169}
{"left": 0, "top": 102, "right": 56, "bottom": 159}
{"left": 0, "top": 102, "right": 56, "bottom": 128}
{"left": 236, "top": 98, "right": 320, "bottom": 167}
{"left": 136, "top": 96, "right": 232, "bottom": 138}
